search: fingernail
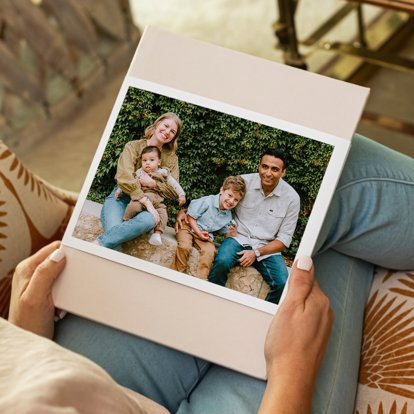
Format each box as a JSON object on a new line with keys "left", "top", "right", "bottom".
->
{"left": 297, "top": 256, "right": 313, "bottom": 271}
{"left": 58, "top": 310, "right": 67, "bottom": 320}
{"left": 54, "top": 310, "right": 67, "bottom": 323}
{"left": 49, "top": 248, "right": 65, "bottom": 263}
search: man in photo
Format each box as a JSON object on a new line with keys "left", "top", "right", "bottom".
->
{"left": 208, "top": 148, "right": 300, "bottom": 304}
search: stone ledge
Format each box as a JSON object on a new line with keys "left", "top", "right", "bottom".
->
{"left": 74, "top": 200, "right": 270, "bottom": 300}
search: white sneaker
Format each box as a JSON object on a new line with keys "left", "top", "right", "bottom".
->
{"left": 149, "top": 233, "right": 162, "bottom": 246}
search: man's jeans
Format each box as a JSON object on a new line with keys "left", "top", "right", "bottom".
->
{"left": 56, "top": 135, "right": 414, "bottom": 414}
{"left": 98, "top": 187, "right": 155, "bottom": 250}
{"left": 208, "top": 237, "right": 288, "bottom": 303}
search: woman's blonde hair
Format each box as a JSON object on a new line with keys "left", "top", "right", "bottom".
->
{"left": 144, "top": 112, "right": 182, "bottom": 153}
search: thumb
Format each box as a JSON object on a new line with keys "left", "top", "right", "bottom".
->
{"left": 285, "top": 256, "right": 314, "bottom": 304}
{"left": 25, "top": 248, "right": 66, "bottom": 301}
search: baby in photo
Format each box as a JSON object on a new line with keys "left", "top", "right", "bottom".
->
{"left": 115, "top": 145, "right": 186, "bottom": 245}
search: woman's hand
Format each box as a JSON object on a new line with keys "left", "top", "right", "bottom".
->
{"left": 259, "top": 256, "right": 333, "bottom": 414}
{"left": 175, "top": 208, "right": 189, "bottom": 232}
{"left": 8, "top": 241, "right": 66, "bottom": 339}
{"left": 139, "top": 173, "right": 157, "bottom": 188}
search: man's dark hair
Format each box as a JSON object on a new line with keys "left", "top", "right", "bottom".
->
{"left": 260, "top": 148, "right": 288, "bottom": 170}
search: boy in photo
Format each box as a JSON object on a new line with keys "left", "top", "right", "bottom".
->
{"left": 171, "top": 175, "right": 246, "bottom": 279}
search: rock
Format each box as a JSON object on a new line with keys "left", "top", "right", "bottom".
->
{"left": 74, "top": 201, "right": 271, "bottom": 300}
{"left": 228, "top": 266, "right": 270, "bottom": 300}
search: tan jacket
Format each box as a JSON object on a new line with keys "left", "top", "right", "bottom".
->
{"left": 115, "top": 140, "right": 179, "bottom": 201}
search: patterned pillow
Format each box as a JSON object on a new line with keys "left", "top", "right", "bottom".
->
{"left": 0, "top": 140, "right": 78, "bottom": 318}
{"left": 355, "top": 268, "right": 414, "bottom": 414}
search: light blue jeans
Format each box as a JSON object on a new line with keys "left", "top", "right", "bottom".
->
{"left": 208, "top": 237, "right": 288, "bottom": 303}
{"left": 98, "top": 187, "right": 155, "bottom": 250}
{"left": 55, "top": 135, "right": 414, "bottom": 413}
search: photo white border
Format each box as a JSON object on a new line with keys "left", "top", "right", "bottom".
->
{"left": 63, "top": 76, "right": 348, "bottom": 315}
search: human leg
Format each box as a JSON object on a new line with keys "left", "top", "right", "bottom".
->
{"left": 315, "top": 134, "right": 414, "bottom": 269}
{"left": 175, "top": 365, "right": 265, "bottom": 414}
{"left": 208, "top": 237, "right": 244, "bottom": 286}
{"left": 99, "top": 187, "right": 127, "bottom": 233}
{"left": 148, "top": 202, "right": 167, "bottom": 246}
{"left": 99, "top": 210, "right": 155, "bottom": 250}
{"left": 254, "top": 254, "right": 288, "bottom": 304}
{"left": 192, "top": 238, "right": 216, "bottom": 280}
{"left": 153, "top": 203, "right": 168, "bottom": 235}
{"left": 54, "top": 314, "right": 210, "bottom": 413}
{"left": 311, "top": 135, "right": 414, "bottom": 413}
{"left": 312, "top": 250, "right": 374, "bottom": 413}
{"left": 123, "top": 200, "right": 144, "bottom": 221}
{"left": 171, "top": 223, "right": 194, "bottom": 273}
{"left": 146, "top": 193, "right": 167, "bottom": 235}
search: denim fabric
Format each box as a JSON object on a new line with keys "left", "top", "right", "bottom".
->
{"left": 208, "top": 237, "right": 288, "bottom": 303}
{"left": 312, "top": 251, "right": 374, "bottom": 413}
{"left": 175, "top": 365, "right": 265, "bottom": 414}
{"left": 255, "top": 254, "right": 288, "bottom": 303}
{"left": 310, "top": 135, "right": 414, "bottom": 413}
{"left": 97, "top": 187, "right": 155, "bottom": 250}
{"left": 315, "top": 135, "right": 414, "bottom": 270}
{"left": 208, "top": 237, "right": 244, "bottom": 286}
{"left": 55, "top": 315, "right": 210, "bottom": 413}
{"left": 55, "top": 135, "right": 414, "bottom": 414}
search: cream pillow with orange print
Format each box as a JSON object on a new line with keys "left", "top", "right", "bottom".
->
{"left": 0, "top": 140, "right": 77, "bottom": 317}
{"left": 355, "top": 267, "right": 414, "bottom": 414}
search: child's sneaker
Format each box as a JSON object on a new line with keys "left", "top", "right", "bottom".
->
{"left": 149, "top": 233, "right": 162, "bottom": 246}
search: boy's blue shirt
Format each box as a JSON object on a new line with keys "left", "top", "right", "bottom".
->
{"left": 187, "top": 194, "right": 232, "bottom": 241}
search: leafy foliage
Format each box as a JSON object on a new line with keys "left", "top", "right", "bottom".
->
{"left": 89, "top": 87, "right": 333, "bottom": 260}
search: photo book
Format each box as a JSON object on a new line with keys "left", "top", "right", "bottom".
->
{"left": 53, "top": 26, "right": 369, "bottom": 379}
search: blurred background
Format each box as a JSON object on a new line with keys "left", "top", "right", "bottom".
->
{"left": 1, "top": 0, "right": 413, "bottom": 192}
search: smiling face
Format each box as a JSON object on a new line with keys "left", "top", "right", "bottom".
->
{"left": 219, "top": 188, "right": 243, "bottom": 210}
{"left": 141, "top": 150, "right": 161, "bottom": 173}
{"left": 258, "top": 155, "right": 286, "bottom": 193}
{"left": 153, "top": 117, "right": 178, "bottom": 146}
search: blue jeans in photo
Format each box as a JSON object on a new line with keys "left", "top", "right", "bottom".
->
{"left": 55, "top": 135, "right": 414, "bottom": 414}
{"left": 208, "top": 237, "right": 288, "bottom": 303}
{"left": 97, "top": 187, "right": 155, "bottom": 250}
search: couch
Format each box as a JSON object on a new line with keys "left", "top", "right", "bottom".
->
{"left": 1, "top": 140, "right": 413, "bottom": 413}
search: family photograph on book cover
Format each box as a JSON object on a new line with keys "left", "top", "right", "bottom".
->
{"left": 70, "top": 82, "right": 335, "bottom": 312}
{"left": 54, "top": 27, "right": 368, "bottom": 379}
